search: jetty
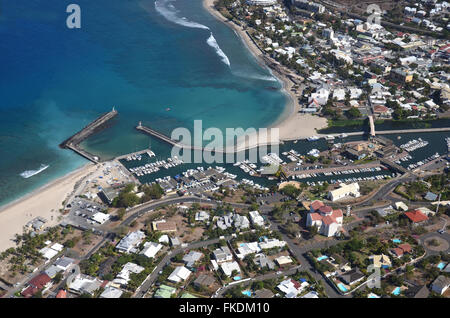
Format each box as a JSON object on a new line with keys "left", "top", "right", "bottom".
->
{"left": 60, "top": 108, "right": 118, "bottom": 163}
{"left": 136, "top": 122, "right": 232, "bottom": 153}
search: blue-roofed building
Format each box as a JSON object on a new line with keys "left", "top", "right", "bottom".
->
{"left": 424, "top": 192, "right": 438, "bottom": 201}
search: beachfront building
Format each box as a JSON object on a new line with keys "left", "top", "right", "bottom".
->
{"left": 328, "top": 183, "right": 360, "bottom": 202}
{"left": 246, "top": 0, "right": 277, "bottom": 5}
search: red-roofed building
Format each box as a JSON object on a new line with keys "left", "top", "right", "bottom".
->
{"left": 404, "top": 210, "right": 428, "bottom": 223}
{"left": 322, "top": 215, "right": 335, "bottom": 225}
{"left": 392, "top": 247, "right": 404, "bottom": 257}
{"left": 56, "top": 290, "right": 67, "bottom": 298}
{"left": 21, "top": 273, "right": 52, "bottom": 298}
{"left": 373, "top": 105, "right": 391, "bottom": 117}
{"left": 398, "top": 243, "right": 412, "bottom": 254}
{"left": 306, "top": 201, "right": 343, "bottom": 237}
{"left": 318, "top": 205, "right": 333, "bottom": 215}
{"left": 310, "top": 200, "right": 325, "bottom": 212}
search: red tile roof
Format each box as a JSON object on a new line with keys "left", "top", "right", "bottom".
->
{"left": 392, "top": 247, "right": 404, "bottom": 257}
{"left": 309, "top": 213, "right": 322, "bottom": 221}
{"left": 310, "top": 200, "right": 325, "bottom": 211}
{"left": 21, "top": 286, "right": 38, "bottom": 298}
{"left": 29, "top": 273, "right": 51, "bottom": 289}
{"left": 404, "top": 210, "right": 428, "bottom": 223}
{"left": 399, "top": 243, "right": 412, "bottom": 253}
{"left": 291, "top": 279, "right": 301, "bottom": 289}
{"left": 332, "top": 209, "right": 343, "bottom": 218}
{"left": 56, "top": 290, "right": 67, "bottom": 298}
{"left": 322, "top": 215, "right": 336, "bottom": 225}
{"left": 374, "top": 105, "right": 389, "bottom": 113}
{"left": 319, "top": 205, "right": 333, "bottom": 214}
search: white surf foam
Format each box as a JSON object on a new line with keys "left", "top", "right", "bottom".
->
{"left": 207, "top": 33, "right": 231, "bottom": 66}
{"left": 154, "top": 0, "right": 210, "bottom": 30}
{"left": 20, "top": 164, "right": 49, "bottom": 179}
{"left": 233, "top": 71, "right": 278, "bottom": 82}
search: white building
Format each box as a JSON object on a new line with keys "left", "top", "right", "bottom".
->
{"left": 90, "top": 212, "right": 110, "bottom": 224}
{"left": 140, "top": 242, "right": 163, "bottom": 259}
{"left": 249, "top": 211, "right": 265, "bottom": 227}
{"left": 168, "top": 266, "right": 192, "bottom": 284}
{"left": 277, "top": 278, "right": 309, "bottom": 298}
{"left": 233, "top": 214, "right": 250, "bottom": 230}
{"left": 220, "top": 261, "right": 241, "bottom": 277}
{"left": 213, "top": 246, "right": 233, "bottom": 263}
{"left": 306, "top": 202, "right": 344, "bottom": 237}
{"left": 236, "top": 242, "right": 261, "bottom": 259}
{"left": 112, "top": 262, "right": 145, "bottom": 287}
{"left": 328, "top": 183, "right": 360, "bottom": 201}
{"left": 259, "top": 238, "right": 286, "bottom": 250}
{"left": 246, "top": 0, "right": 277, "bottom": 5}
{"left": 67, "top": 274, "right": 102, "bottom": 295}
{"left": 308, "top": 86, "right": 330, "bottom": 106}
{"left": 275, "top": 256, "right": 293, "bottom": 265}
{"left": 195, "top": 211, "right": 210, "bottom": 222}
{"left": 100, "top": 286, "right": 123, "bottom": 298}
{"left": 116, "top": 231, "right": 146, "bottom": 254}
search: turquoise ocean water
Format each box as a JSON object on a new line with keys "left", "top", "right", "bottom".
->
{"left": 0, "top": 0, "right": 288, "bottom": 206}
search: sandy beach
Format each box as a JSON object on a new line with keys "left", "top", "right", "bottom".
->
{"left": 202, "top": 0, "right": 328, "bottom": 147}
{"left": 0, "top": 163, "right": 97, "bottom": 252}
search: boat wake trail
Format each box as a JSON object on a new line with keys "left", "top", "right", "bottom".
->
{"left": 20, "top": 164, "right": 49, "bottom": 179}
{"left": 207, "top": 33, "right": 231, "bottom": 66}
{"left": 154, "top": 0, "right": 210, "bottom": 30}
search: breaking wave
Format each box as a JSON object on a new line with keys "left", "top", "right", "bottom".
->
{"left": 207, "top": 33, "right": 231, "bottom": 66}
{"left": 20, "top": 164, "right": 49, "bottom": 179}
{"left": 154, "top": 0, "right": 210, "bottom": 30}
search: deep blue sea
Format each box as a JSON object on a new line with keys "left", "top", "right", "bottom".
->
{"left": 0, "top": 0, "right": 289, "bottom": 206}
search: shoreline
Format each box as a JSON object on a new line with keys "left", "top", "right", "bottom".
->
{"left": 0, "top": 163, "right": 98, "bottom": 252}
{"left": 202, "top": 0, "right": 328, "bottom": 145}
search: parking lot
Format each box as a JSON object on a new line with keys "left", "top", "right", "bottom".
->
{"left": 64, "top": 198, "right": 109, "bottom": 234}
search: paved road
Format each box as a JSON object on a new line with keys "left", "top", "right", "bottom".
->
{"left": 419, "top": 230, "right": 450, "bottom": 256}
{"left": 261, "top": 214, "right": 344, "bottom": 298}
{"left": 134, "top": 236, "right": 233, "bottom": 298}
{"left": 214, "top": 266, "right": 302, "bottom": 298}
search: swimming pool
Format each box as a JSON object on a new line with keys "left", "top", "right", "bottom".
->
{"left": 392, "top": 239, "right": 402, "bottom": 243}
{"left": 242, "top": 290, "right": 252, "bottom": 297}
{"left": 392, "top": 287, "right": 401, "bottom": 296}
{"left": 317, "top": 255, "right": 329, "bottom": 261}
{"left": 233, "top": 276, "right": 241, "bottom": 281}
{"left": 437, "top": 262, "right": 446, "bottom": 270}
{"left": 337, "top": 283, "right": 348, "bottom": 292}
